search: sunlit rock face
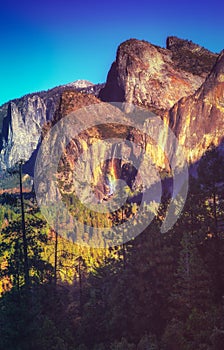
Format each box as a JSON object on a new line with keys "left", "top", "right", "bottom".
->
{"left": 168, "top": 50, "right": 224, "bottom": 163}
{"left": 40, "top": 92, "right": 137, "bottom": 202}
{"left": 36, "top": 91, "right": 168, "bottom": 204}
{"left": 99, "top": 35, "right": 223, "bottom": 172}
{"left": 0, "top": 35, "right": 223, "bottom": 194}
{"left": 99, "top": 37, "right": 217, "bottom": 114}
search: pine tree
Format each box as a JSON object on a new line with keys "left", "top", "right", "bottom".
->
{"left": 197, "top": 145, "right": 224, "bottom": 302}
{"left": 0, "top": 215, "right": 53, "bottom": 289}
{"left": 171, "top": 232, "right": 211, "bottom": 319}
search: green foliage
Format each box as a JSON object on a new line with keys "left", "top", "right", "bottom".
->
{"left": 1, "top": 146, "right": 224, "bottom": 349}
{"left": 0, "top": 215, "right": 53, "bottom": 289}
{"left": 170, "top": 232, "right": 211, "bottom": 319}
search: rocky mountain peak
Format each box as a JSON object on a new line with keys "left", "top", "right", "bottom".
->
{"left": 61, "top": 80, "right": 94, "bottom": 89}
{"left": 99, "top": 36, "right": 217, "bottom": 113}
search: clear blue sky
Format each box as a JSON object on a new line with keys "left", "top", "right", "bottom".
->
{"left": 0, "top": 0, "right": 223, "bottom": 106}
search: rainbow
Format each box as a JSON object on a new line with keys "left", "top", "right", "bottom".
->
{"left": 106, "top": 160, "right": 118, "bottom": 196}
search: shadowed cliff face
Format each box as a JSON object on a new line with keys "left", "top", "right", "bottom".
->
{"left": 99, "top": 37, "right": 217, "bottom": 114}
{"left": 168, "top": 50, "right": 224, "bottom": 163}
{"left": 0, "top": 96, "right": 47, "bottom": 171}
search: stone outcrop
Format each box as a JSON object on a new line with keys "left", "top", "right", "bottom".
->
{"left": 168, "top": 50, "right": 224, "bottom": 162}
{"left": 99, "top": 37, "right": 217, "bottom": 114}
{"left": 166, "top": 36, "right": 218, "bottom": 77}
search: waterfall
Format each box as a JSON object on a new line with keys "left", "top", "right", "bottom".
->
{"left": 106, "top": 143, "right": 120, "bottom": 196}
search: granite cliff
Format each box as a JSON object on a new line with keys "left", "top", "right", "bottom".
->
{"left": 36, "top": 91, "right": 159, "bottom": 202}
{"left": 0, "top": 36, "right": 223, "bottom": 190}
{"left": 168, "top": 50, "right": 224, "bottom": 162}
{"left": 0, "top": 81, "right": 103, "bottom": 173}
{"left": 99, "top": 36, "right": 217, "bottom": 114}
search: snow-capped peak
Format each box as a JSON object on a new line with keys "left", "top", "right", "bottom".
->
{"left": 64, "top": 80, "right": 94, "bottom": 89}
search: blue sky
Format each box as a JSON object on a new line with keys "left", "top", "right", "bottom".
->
{"left": 0, "top": 0, "right": 223, "bottom": 106}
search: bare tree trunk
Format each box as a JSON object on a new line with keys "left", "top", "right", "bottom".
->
{"left": 122, "top": 208, "right": 126, "bottom": 269}
{"left": 213, "top": 191, "right": 218, "bottom": 237}
{"left": 78, "top": 257, "right": 83, "bottom": 315}
{"left": 54, "top": 229, "right": 58, "bottom": 288}
{"left": 19, "top": 161, "right": 29, "bottom": 289}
